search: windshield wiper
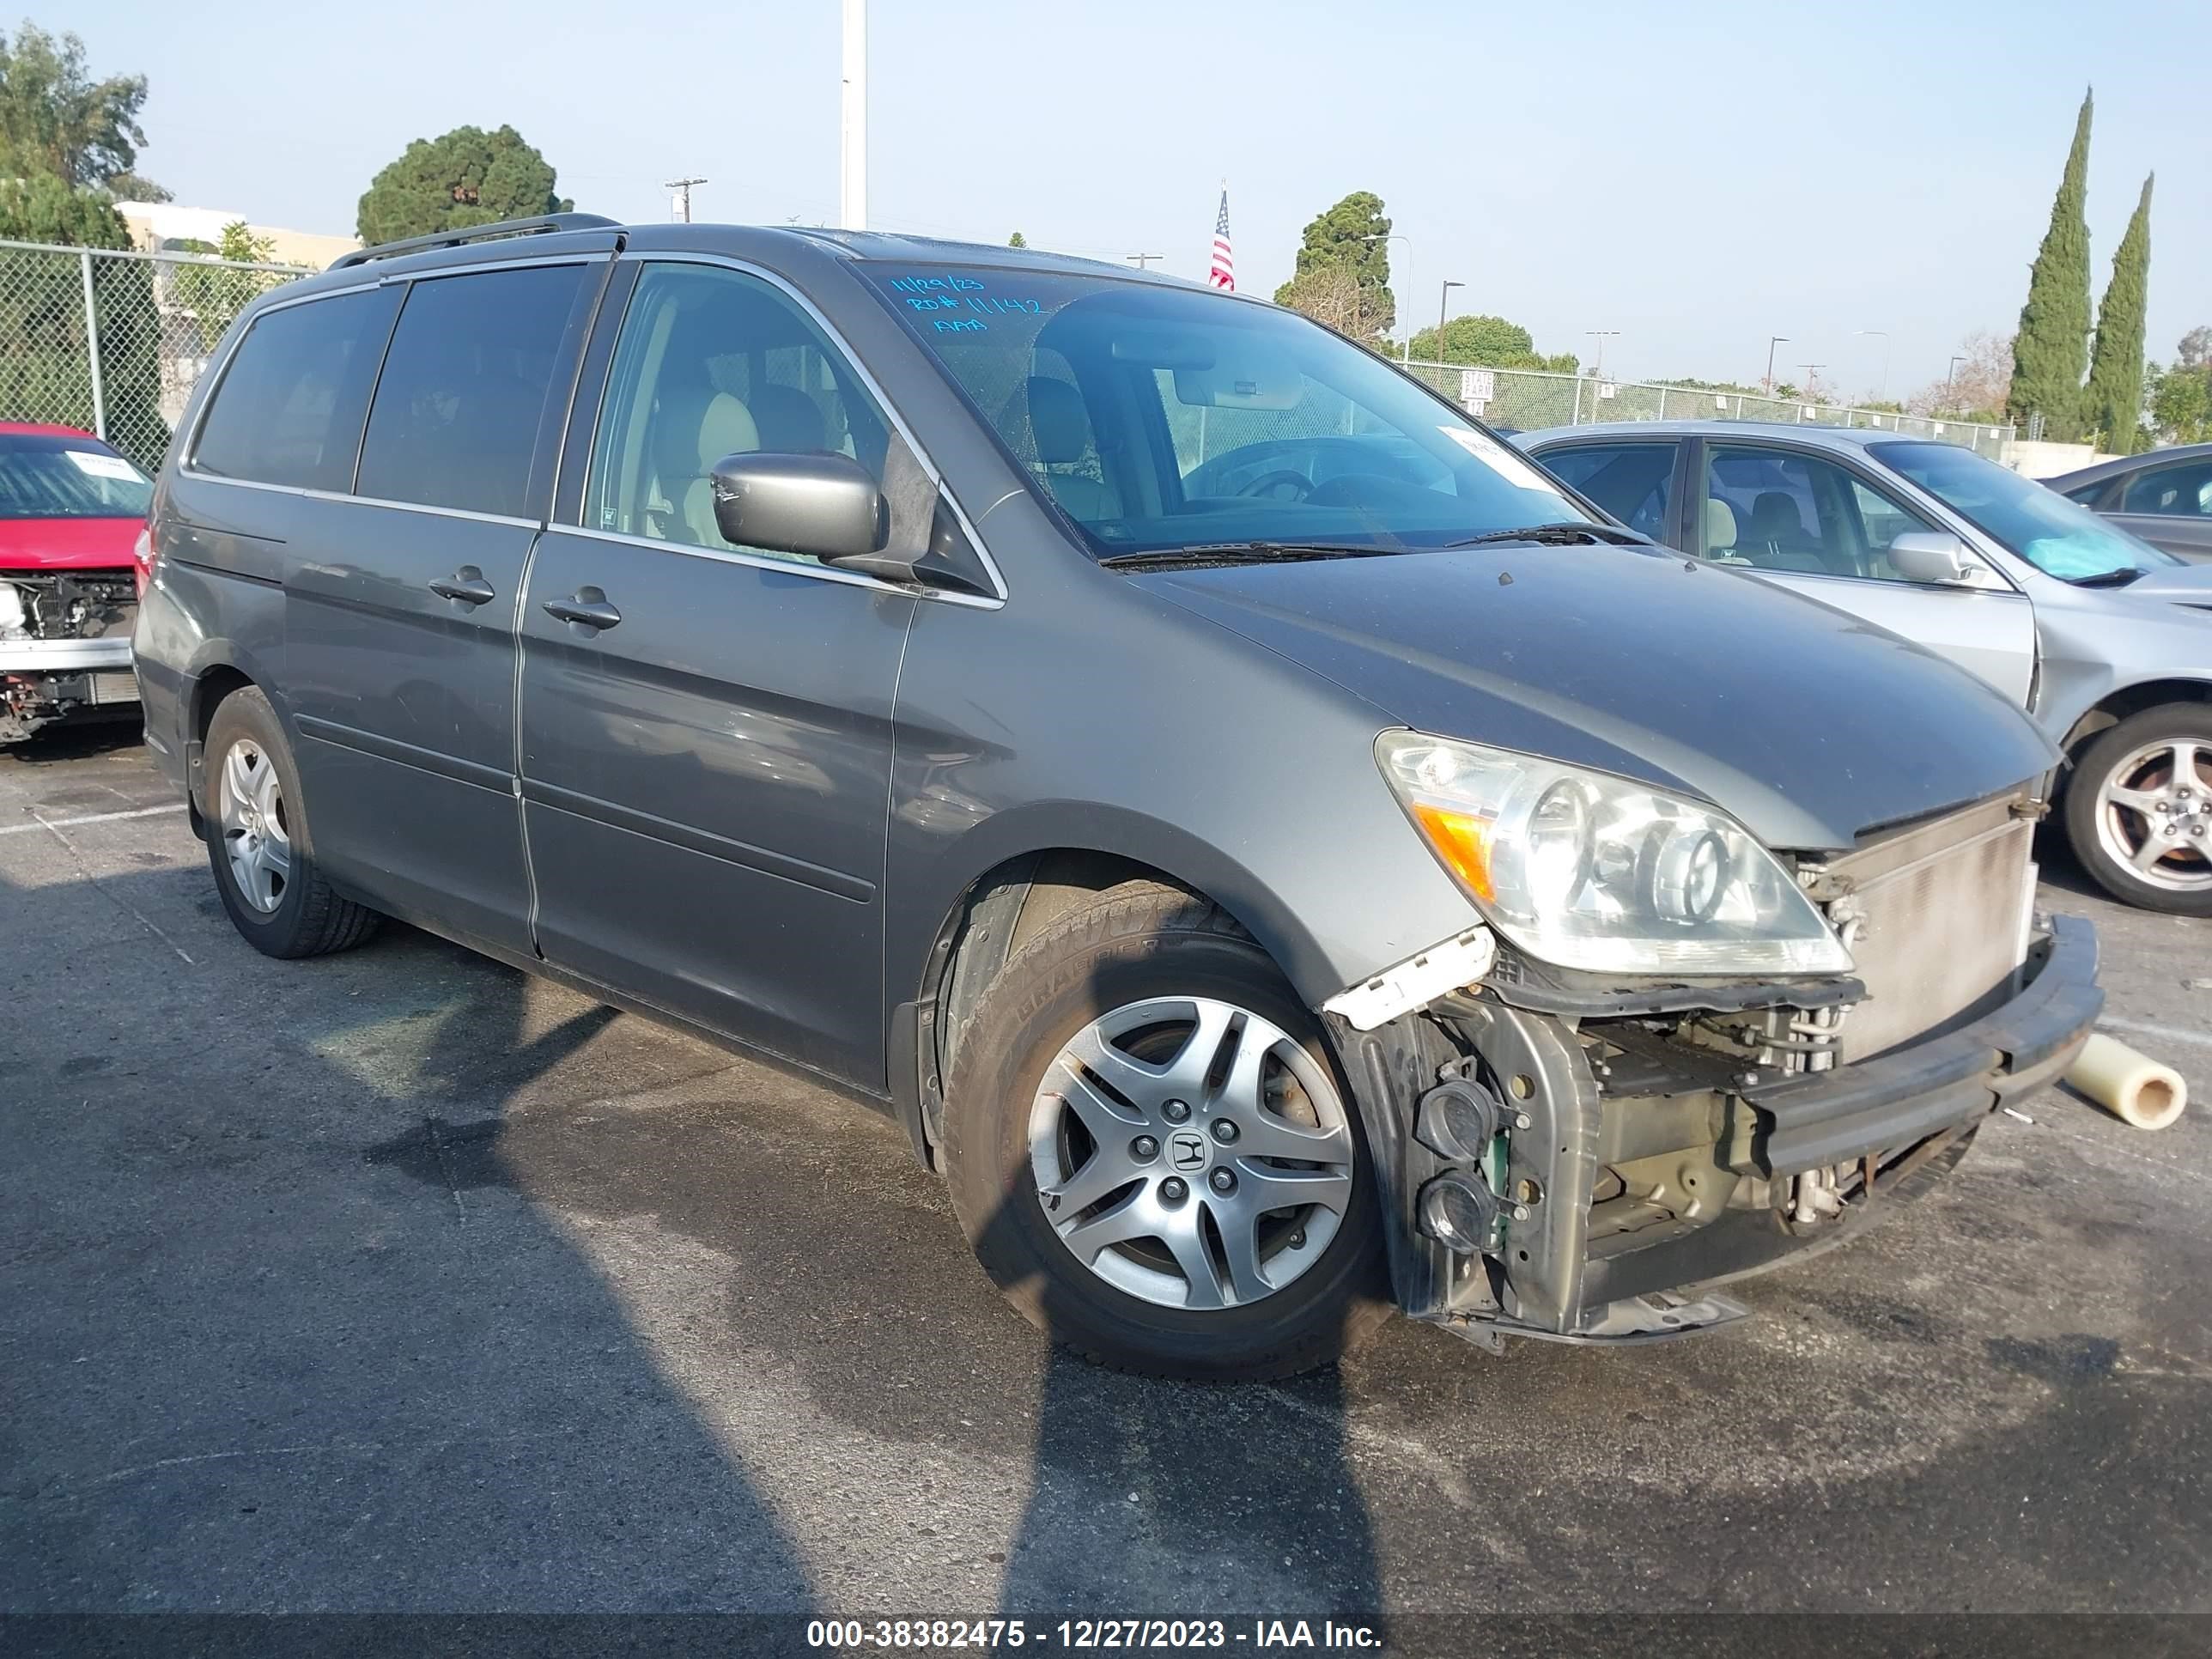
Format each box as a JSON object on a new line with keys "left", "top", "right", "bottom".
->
{"left": 2071, "top": 567, "right": 2147, "bottom": 588}
{"left": 1447, "top": 521, "right": 1648, "bottom": 549}
{"left": 1098, "top": 541, "right": 1403, "bottom": 571}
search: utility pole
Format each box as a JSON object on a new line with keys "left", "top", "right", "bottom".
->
{"left": 665, "top": 177, "right": 707, "bottom": 223}
{"left": 1125, "top": 252, "right": 1165, "bottom": 270}
{"left": 1587, "top": 330, "right": 1620, "bottom": 380}
{"left": 1765, "top": 336, "right": 1789, "bottom": 393}
{"left": 1797, "top": 365, "right": 1825, "bottom": 399}
{"left": 840, "top": 0, "right": 867, "bottom": 229}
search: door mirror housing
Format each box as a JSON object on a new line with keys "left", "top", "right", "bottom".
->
{"left": 710, "top": 451, "right": 909, "bottom": 576}
{"left": 1887, "top": 530, "right": 1972, "bottom": 585}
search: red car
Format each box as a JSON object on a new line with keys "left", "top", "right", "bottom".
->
{"left": 0, "top": 423, "right": 153, "bottom": 744}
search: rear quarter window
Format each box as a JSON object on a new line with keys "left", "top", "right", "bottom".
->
{"left": 191, "top": 286, "right": 402, "bottom": 491}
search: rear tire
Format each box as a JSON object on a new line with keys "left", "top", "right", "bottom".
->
{"left": 944, "top": 880, "right": 1390, "bottom": 1381}
{"left": 202, "top": 686, "right": 380, "bottom": 957}
{"left": 2064, "top": 704, "right": 2212, "bottom": 916}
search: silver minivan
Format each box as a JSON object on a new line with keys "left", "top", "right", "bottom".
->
{"left": 134, "top": 218, "right": 2100, "bottom": 1379}
{"left": 1522, "top": 421, "right": 2212, "bottom": 915}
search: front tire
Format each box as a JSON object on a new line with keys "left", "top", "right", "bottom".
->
{"left": 944, "top": 881, "right": 1389, "bottom": 1381}
{"left": 202, "top": 686, "right": 380, "bottom": 957}
{"left": 2064, "top": 704, "right": 2212, "bottom": 915}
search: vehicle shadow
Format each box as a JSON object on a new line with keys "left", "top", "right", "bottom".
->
{"left": 976, "top": 1200, "right": 1388, "bottom": 1630}
{"left": 2033, "top": 820, "right": 2107, "bottom": 904}
{"left": 968, "top": 938, "right": 1389, "bottom": 1628}
{"left": 0, "top": 720, "right": 145, "bottom": 768}
{"left": 0, "top": 858, "right": 821, "bottom": 1615}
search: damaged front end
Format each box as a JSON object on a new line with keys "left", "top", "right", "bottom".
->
{"left": 0, "top": 567, "right": 142, "bottom": 743}
{"left": 1326, "top": 787, "right": 2104, "bottom": 1348}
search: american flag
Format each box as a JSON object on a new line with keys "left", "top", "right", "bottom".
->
{"left": 1207, "top": 189, "right": 1235, "bottom": 291}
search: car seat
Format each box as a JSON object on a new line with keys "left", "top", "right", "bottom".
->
{"left": 1005, "top": 376, "right": 1121, "bottom": 522}
{"left": 649, "top": 387, "right": 760, "bottom": 546}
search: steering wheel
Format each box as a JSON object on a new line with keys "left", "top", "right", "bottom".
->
{"left": 1235, "top": 468, "right": 1316, "bottom": 502}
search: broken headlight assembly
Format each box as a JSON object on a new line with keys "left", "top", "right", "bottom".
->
{"left": 1376, "top": 730, "right": 1854, "bottom": 979}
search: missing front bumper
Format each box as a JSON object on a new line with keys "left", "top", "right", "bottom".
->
{"left": 1329, "top": 914, "right": 2103, "bottom": 1345}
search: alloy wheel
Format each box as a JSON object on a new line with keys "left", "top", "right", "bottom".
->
{"left": 2095, "top": 738, "right": 2212, "bottom": 893}
{"left": 1026, "top": 995, "right": 1356, "bottom": 1310}
{"left": 217, "top": 738, "right": 292, "bottom": 913}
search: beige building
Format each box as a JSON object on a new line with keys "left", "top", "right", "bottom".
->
{"left": 115, "top": 201, "right": 361, "bottom": 270}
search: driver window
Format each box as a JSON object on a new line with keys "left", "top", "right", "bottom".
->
{"left": 1699, "top": 445, "right": 1936, "bottom": 581}
{"left": 588, "top": 263, "right": 890, "bottom": 561}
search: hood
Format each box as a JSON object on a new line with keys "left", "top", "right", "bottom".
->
{"left": 0, "top": 516, "right": 142, "bottom": 570}
{"left": 1141, "top": 544, "right": 2057, "bottom": 852}
{"left": 2110, "top": 562, "right": 2212, "bottom": 608}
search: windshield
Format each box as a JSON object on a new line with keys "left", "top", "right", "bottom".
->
{"left": 1870, "top": 441, "right": 2176, "bottom": 582}
{"left": 0, "top": 434, "right": 153, "bottom": 520}
{"left": 860, "top": 264, "right": 1590, "bottom": 556}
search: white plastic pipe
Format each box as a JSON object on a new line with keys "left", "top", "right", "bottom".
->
{"left": 2066, "top": 1034, "right": 2187, "bottom": 1131}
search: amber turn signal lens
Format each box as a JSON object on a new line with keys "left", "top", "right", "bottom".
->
{"left": 1411, "top": 800, "right": 1495, "bottom": 902}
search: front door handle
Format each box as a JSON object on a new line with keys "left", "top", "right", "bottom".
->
{"left": 429, "top": 567, "right": 496, "bottom": 605}
{"left": 543, "top": 588, "right": 621, "bottom": 630}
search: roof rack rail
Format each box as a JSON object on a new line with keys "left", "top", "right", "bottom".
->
{"left": 331, "top": 212, "right": 623, "bottom": 270}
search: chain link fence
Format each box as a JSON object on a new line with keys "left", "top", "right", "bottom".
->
{"left": 0, "top": 237, "right": 313, "bottom": 473}
{"left": 0, "top": 236, "right": 2017, "bottom": 474}
{"left": 1398, "top": 360, "right": 2015, "bottom": 460}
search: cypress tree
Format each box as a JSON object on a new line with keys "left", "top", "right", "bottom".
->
{"left": 2086, "top": 173, "right": 2154, "bottom": 453}
{"left": 2008, "top": 89, "right": 2094, "bottom": 438}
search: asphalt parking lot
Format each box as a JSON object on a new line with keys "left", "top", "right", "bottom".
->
{"left": 3, "top": 726, "right": 2209, "bottom": 1626}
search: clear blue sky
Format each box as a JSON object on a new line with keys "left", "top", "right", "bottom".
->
{"left": 74, "top": 0, "right": 2211, "bottom": 402}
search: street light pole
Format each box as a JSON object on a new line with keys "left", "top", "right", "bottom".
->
{"left": 1855, "top": 329, "right": 1890, "bottom": 400}
{"left": 1359, "top": 232, "right": 1413, "bottom": 362}
{"left": 1947, "top": 354, "right": 1967, "bottom": 409}
{"left": 840, "top": 0, "right": 867, "bottom": 229}
{"left": 1765, "top": 336, "right": 1789, "bottom": 393}
{"left": 1438, "top": 278, "right": 1464, "bottom": 356}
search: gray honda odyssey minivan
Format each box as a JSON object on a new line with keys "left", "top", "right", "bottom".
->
{"left": 135, "top": 216, "right": 2102, "bottom": 1380}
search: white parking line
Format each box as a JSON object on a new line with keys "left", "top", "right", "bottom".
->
{"left": 0, "top": 803, "right": 178, "bottom": 837}
{"left": 2100, "top": 1016, "right": 2212, "bottom": 1052}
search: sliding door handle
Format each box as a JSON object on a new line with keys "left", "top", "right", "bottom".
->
{"left": 428, "top": 567, "right": 496, "bottom": 605}
{"left": 543, "top": 589, "right": 621, "bottom": 630}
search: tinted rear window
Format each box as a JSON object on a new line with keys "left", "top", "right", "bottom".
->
{"left": 356, "top": 264, "right": 590, "bottom": 517}
{"left": 192, "top": 287, "right": 401, "bottom": 491}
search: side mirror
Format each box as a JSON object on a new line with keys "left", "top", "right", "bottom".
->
{"left": 1887, "top": 530, "right": 1973, "bottom": 584}
{"left": 710, "top": 451, "right": 906, "bottom": 575}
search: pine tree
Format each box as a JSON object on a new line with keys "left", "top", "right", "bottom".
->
{"left": 2085, "top": 173, "right": 2153, "bottom": 453}
{"left": 1273, "top": 192, "right": 1395, "bottom": 341}
{"left": 2008, "top": 89, "right": 2094, "bottom": 438}
{"left": 356, "top": 125, "right": 573, "bottom": 246}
